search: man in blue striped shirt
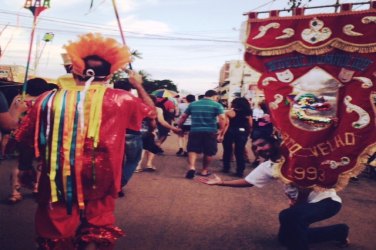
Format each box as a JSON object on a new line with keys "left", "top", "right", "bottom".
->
{"left": 178, "top": 90, "right": 226, "bottom": 179}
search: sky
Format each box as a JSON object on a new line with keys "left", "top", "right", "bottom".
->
{"left": 0, "top": 0, "right": 367, "bottom": 94}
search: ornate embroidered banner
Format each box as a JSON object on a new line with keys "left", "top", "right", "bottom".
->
{"left": 244, "top": 3, "right": 376, "bottom": 189}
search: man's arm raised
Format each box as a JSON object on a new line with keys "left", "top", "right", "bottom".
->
{"left": 127, "top": 70, "right": 156, "bottom": 118}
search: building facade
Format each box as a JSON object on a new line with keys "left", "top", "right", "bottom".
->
{"left": 217, "top": 60, "right": 261, "bottom": 108}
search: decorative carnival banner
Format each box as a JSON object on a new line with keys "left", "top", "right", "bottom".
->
{"left": 243, "top": 3, "right": 376, "bottom": 189}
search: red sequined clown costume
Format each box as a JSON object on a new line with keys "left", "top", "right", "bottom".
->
{"left": 16, "top": 33, "right": 154, "bottom": 250}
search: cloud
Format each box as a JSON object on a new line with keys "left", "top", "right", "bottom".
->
{"left": 116, "top": 0, "right": 138, "bottom": 13}
{"left": 156, "top": 66, "right": 217, "bottom": 77}
{"left": 116, "top": 0, "right": 200, "bottom": 13}
{"left": 2, "top": 1, "right": 24, "bottom": 9}
{"left": 1, "top": 26, "right": 30, "bottom": 62}
{"left": 109, "top": 15, "right": 172, "bottom": 35}
{"left": 117, "top": 0, "right": 159, "bottom": 13}
{"left": 141, "top": 65, "right": 219, "bottom": 94}
{"left": 177, "top": 77, "right": 218, "bottom": 95}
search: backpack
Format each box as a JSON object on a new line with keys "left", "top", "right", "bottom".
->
{"left": 156, "top": 98, "right": 175, "bottom": 122}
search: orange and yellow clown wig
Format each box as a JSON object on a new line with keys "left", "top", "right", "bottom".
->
{"left": 64, "top": 33, "right": 131, "bottom": 78}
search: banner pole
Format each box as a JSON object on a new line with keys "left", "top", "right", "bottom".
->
{"left": 22, "top": 14, "right": 38, "bottom": 99}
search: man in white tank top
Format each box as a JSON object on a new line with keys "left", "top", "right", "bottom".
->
{"left": 198, "top": 135, "right": 349, "bottom": 249}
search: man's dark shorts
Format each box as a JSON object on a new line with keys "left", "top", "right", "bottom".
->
{"left": 181, "top": 125, "right": 191, "bottom": 133}
{"left": 187, "top": 132, "right": 217, "bottom": 156}
{"left": 157, "top": 124, "right": 170, "bottom": 137}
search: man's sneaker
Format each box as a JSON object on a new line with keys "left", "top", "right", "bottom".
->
{"left": 156, "top": 150, "right": 164, "bottom": 155}
{"left": 8, "top": 192, "right": 22, "bottom": 204}
{"left": 222, "top": 168, "right": 230, "bottom": 173}
{"left": 118, "top": 190, "right": 125, "bottom": 198}
{"left": 337, "top": 238, "right": 350, "bottom": 248}
{"left": 183, "top": 151, "right": 188, "bottom": 157}
{"left": 350, "top": 176, "right": 359, "bottom": 182}
{"left": 176, "top": 148, "right": 184, "bottom": 156}
{"left": 336, "top": 224, "right": 350, "bottom": 248}
{"left": 185, "top": 169, "right": 196, "bottom": 179}
{"left": 145, "top": 166, "right": 156, "bottom": 172}
{"left": 235, "top": 172, "right": 244, "bottom": 178}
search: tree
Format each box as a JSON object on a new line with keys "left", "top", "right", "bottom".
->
{"left": 138, "top": 70, "right": 151, "bottom": 81}
{"left": 131, "top": 49, "right": 142, "bottom": 62}
{"left": 142, "top": 79, "right": 178, "bottom": 94}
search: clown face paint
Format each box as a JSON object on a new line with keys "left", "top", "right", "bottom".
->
{"left": 276, "top": 69, "right": 294, "bottom": 83}
{"left": 338, "top": 68, "right": 355, "bottom": 82}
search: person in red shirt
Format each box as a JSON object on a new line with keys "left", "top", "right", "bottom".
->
{"left": 113, "top": 75, "right": 155, "bottom": 196}
{"left": 155, "top": 97, "right": 177, "bottom": 146}
{"left": 16, "top": 33, "right": 155, "bottom": 250}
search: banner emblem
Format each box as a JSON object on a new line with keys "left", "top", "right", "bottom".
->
{"left": 289, "top": 67, "right": 339, "bottom": 131}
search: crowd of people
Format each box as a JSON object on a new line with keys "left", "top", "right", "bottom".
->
{"left": 0, "top": 33, "right": 354, "bottom": 250}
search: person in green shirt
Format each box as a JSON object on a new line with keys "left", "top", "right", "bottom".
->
{"left": 178, "top": 90, "right": 226, "bottom": 179}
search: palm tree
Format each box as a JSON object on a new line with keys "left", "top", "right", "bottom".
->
{"left": 138, "top": 70, "right": 151, "bottom": 81}
{"left": 131, "top": 49, "right": 142, "bottom": 62}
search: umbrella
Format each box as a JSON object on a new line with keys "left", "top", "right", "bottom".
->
{"left": 151, "top": 89, "right": 178, "bottom": 98}
{"left": 167, "top": 96, "right": 178, "bottom": 106}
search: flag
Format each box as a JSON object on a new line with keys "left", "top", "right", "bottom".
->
{"left": 244, "top": 4, "right": 376, "bottom": 189}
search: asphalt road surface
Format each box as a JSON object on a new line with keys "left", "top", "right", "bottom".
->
{"left": 1, "top": 134, "right": 375, "bottom": 250}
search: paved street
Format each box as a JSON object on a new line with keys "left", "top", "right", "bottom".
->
{"left": 0, "top": 134, "right": 375, "bottom": 250}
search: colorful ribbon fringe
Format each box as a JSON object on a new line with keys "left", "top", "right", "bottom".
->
{"left": 34, "top": 85, "right": 105, "bottom": 212}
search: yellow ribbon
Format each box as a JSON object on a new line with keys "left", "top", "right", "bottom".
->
{"left": 49, "top": 90, "right": 65, "bottom": 203}
{"left": 61, "top": 91, "right": 76, "bottom": 199}
{"left": 88, "top": 85, "right": 106, "bottom": 148}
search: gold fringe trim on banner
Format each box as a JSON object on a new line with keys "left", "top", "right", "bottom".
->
{"left": 246, "top": 38, "right": 376, "bottom": 56}
{"left": 272, "top": 157, "right": 287, "bottom": 180}
{"left": 271, "top": 143, "right": 376, "bottom": 192}
{"left": 335, "top": 143, "right": 376, "bottom": 192}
